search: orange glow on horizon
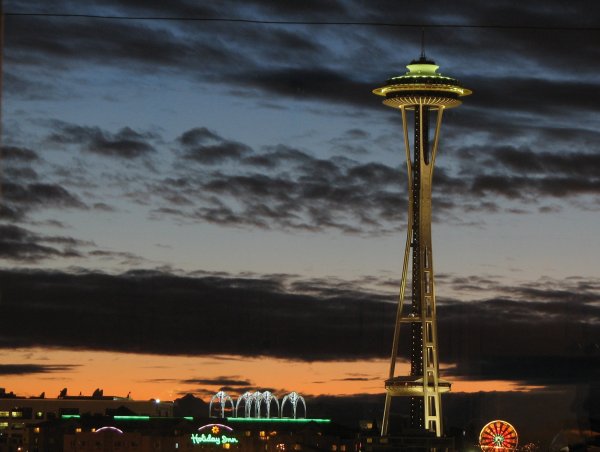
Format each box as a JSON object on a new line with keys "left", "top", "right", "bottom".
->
{"left": 0, "top": 348, "right": 535, "bottom": 402}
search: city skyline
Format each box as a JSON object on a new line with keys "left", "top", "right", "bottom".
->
{"left": 1, "top": 0, "right": 599, "bottom": 444}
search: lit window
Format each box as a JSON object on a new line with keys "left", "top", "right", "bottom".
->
{"left": 34, "top": 427, "right": 40, "bottom": 433}
{"left": 0, "top": 412, "right": 9, "bottom": 418}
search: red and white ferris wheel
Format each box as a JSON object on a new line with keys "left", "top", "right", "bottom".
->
{"left": 479, "top": 420, "right": 519, "bottom": 451}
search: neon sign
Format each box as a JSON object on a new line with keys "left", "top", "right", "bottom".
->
{"left": 95, "top": 426, "right": 124, "bottom": 434}
{"left": 191, "top": 424, "right": 239, "bottom": 446}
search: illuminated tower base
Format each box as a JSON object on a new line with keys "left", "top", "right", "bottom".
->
{"left": 373, "top": 56, "right": 471, "bottom": 438}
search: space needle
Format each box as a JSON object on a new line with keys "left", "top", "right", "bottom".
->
{"left": 373, "top": 51, "right": 471, "bottom": 438}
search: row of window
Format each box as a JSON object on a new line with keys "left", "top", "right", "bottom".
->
{"left": 0, "top": 410, "right": 45, "bottom": 419}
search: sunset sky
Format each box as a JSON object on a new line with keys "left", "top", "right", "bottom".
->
{"left": 1, "top": 0, "right": 599, "bottom": 445}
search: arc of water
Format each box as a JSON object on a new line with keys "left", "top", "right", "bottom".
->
{"left": 281, "top": 392, "right": 306, "bottom": 419}
{"left": 261, "top": 391, "right": 279, "bottom": 418}
{"left": 209, "top": 391, "right": 234, "bottom": 418}
{"left": 251, "top": 391, "right": 263, "bottom": 418}
{"left": 235, "top": 392, "right": 253, "bottom": 417}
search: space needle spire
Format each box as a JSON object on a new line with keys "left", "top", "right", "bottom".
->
{"left": 373, "top": 54, "right": 471, "bottom": 437}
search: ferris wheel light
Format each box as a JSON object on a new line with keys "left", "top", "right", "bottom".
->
{"left": 479, "top": 420, "right": 518, "bottom": 451}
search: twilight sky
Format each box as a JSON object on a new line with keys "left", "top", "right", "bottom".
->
{"left": 1, "top": 0, "right": 599, "bottom": 445}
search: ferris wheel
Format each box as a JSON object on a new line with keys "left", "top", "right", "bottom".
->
{"left": 479, "top": 420, "right": 519, "bottom": 451}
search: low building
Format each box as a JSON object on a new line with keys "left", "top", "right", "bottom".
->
{"left": 13, "top": 415, "right": 357, "bottom": 452}
{"left": 0, "top": 388, "right": 173, "bottom": 452}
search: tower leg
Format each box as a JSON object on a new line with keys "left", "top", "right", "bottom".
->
{"left": 381, "top": 393, "right": 392, "bottom": 436}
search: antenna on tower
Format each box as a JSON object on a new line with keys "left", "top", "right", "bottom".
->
{"left": 420, "top": 27, "right": 426, "bottom": 60}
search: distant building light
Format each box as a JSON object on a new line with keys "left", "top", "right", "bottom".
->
{"left": 227, "top": 417, "right": 331, "bottom": 424}
{"left": 113, "top": 416, "right": 149, "bottom": 421}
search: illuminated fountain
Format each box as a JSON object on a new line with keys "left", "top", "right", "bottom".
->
{"left": 210, "top": 391, "right": 305, "bottom": 419}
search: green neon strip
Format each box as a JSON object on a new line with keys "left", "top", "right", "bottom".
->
{"left": 227, "top": 417, "right": 330, "bottom": 424}
{"left": 61, "top": 415, "right": 81, "bottom": 419}
{"left": 184, "top": 416, "right": 194, "bottom": 421}
{"left": 113, "top": 415, "right": 150, "bottom": 421}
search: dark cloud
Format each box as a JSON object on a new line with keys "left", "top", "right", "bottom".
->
{"left": 177, "top": 127, "right": 252, "bottom": 164}
{"left": 93, "top": 202, "right": 116, "bottom": 212}
{"left": 87, "top": 250, "right": 145, "bottom": 266}
{"left": 5, "top": 14, "right": 201, "bottom": 69}
{"left": 132, "top": 123, "right": 600, "bottom": 233}
{"left": 0, "top": 364, "right": 79, "bottom": 375}
{"left": 2, "top": 71, "right": 64, "bottom": 101}
{"left": 10, "top": 121, "right": 596, "bottom": 237}
{"left": 0, "top": 268, "right": 597, "bottom": 389}
{"left": 244, "top": 0, "right": 347, "bottom": 17}
{"left": 454, "top": 146, "right": 600, "bottom": 202}
{"left": 492, "top": 147, "right": 600, "bottom": 178}
{"left": 3, "top": 4, "right": 598, "bottom": 234}
{"left": 233, "top": 67, "right": 376, "bottom": 109}
{"left": 445, "top": 355, "right": 600, "bottom": 386}
{"left": 149, "top": 137, "right": 407, "bottom": 234}
{"left": 47, "top": 123, "right": 156, "bottom": 159}
{"left": 342, "top": 129, "right": 370, "bottom": 139}
{"left": 0, "top": 224, "right": 146, "bottom": 265}
{"left": 8, "top": 167, "right": 38, "bottom": 181}
{"left": 2, "top": 182, "right": 86, "bottom": 208}
{"left": 437, "top": 274, "right": 600, "bottom": 387}
{"left": 0, "top": 224, "right": 86, "bottom": 262}
{"left": 177, "top": 127, "right": 222, "bottom": 146}
{"left": 0, "top": 268, "right": 392, "bottom": 359}
{"left": 0, "top": 181, "right": 87, "bottom": 222}
{"left": 1, "top": 145, "right": 38, "bottom": 161}
{"left": 4, "top": 1, "right": 600, "bottom": 118}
